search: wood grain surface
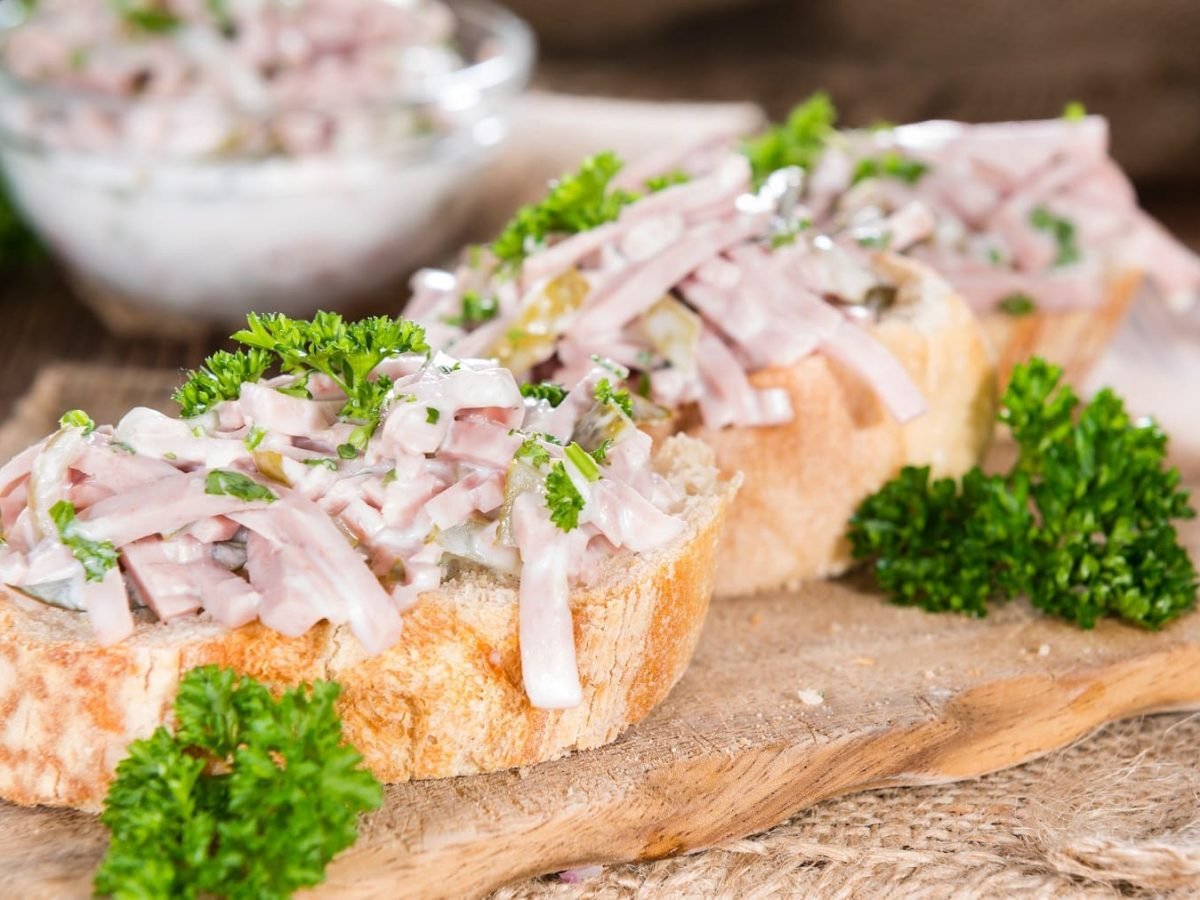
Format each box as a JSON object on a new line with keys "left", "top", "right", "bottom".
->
{"left": 0, "top": 291, "right": 1198, "bottom": 898}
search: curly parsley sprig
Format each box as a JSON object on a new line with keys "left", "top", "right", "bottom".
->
{"left": 490, "top": 152, "right": 638, "bottom": 272}
{"left": 742, "top": 92, "right": 837, "bottom": 186}
{"left": 94, "top": 666, "right": 382, "bottom": 900}
{"left": 849, "top": 358, "right": 1197, "bottom": 629}
{"left": 174, "top": 313, "right": 429, "bottom": 454}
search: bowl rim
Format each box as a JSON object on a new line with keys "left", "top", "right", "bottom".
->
{"left": 0, "top": 0, "right": 536, "bottom": 117}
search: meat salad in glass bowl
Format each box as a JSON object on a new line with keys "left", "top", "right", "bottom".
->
{"left": 0, "top": 0, "right": 533, "bottom": 333}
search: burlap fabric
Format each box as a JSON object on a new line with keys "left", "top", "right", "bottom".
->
{"left": 495, "top": 714, "right": 1200, "bottom": 898}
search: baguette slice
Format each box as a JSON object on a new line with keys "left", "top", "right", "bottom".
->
{"left": 0, "top": 435, "right": 733, "bottom": 812}
{"left": 979, "top": 268, "right": 1141, "bottom": 387}
{"left": 669, "top": 254, "right": 996, "bottom": 596}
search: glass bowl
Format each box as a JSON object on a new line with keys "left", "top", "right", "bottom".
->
{"left": 0, "top": 0, "right": 534, "bottom": 335}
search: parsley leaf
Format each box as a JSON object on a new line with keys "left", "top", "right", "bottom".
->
{"left": 1029, "top": 206, "right": 1081, "bottom": 268}
{"left": 998, "top": 293, "right": 1037, "bottom": 316}
{"left": 742, "top": 92, "right": 837, "bottom": 186}
{"left": 94, "top": 666, "right": 382, "bottom": 900}
{"left": 594, "top": 378, "right": 633, "bottom": 418}
{"left": 442, "top": 290, "right": 498, "bottom": 329}
{"left": 244, "top": 425, "right": 266, "bottom": 450}
{"left": 59, "top": 409, "right": 96, "bottom": 433}
{"left": 230, "top": 312, "right": 427, "bottom": 454}
{"left": 519, "top": 382, "right": 568, "bottom": 407}
{"left": 425, "top": 407, "right": 440, "bottom": 425}
{"left": 644, "top": 170, "right": 690, "bottom": 192}
{"left": 205, "top": 470, "right": 277, "bottom": 503}
{"left": 303, "top": 457, "right": 339, "bottom": 470}
{"left": 590, "top": 438, "right": 614, "bottom": 464}
{"left": 849, "top": 358, "right": 1197, "bottom": 629}
{"left": 545, "top": 461, "right": 585, "bottom": 531}
{"left": 851, "top": 151, "right": 929, "bottom": 186}
{"left": 515, "top": 437, "right": 550, "bottom": 468}
{"left": 111, "top": 0, "right": 181, "bottom": 33}
{"left": 49, "top": 500, "right": 118, "bottom": 582}
{"left": 491, "top": 152, "right": 637, "bottom": 271}
{"left": 770, "top": 217, "right": 812, "bottom": 249}
{"left": 174, "top": 349, "right": 272, "bottom": 419}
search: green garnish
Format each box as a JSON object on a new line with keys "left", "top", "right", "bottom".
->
{"left": 594, "top": 378, "right": 633, "bottom": 418}
{"left": 243, "top": 425, "right": 266, "bottom": 451}
{"left": 564, "top": 442, "right": 601, "bottom": 483}
{"left": 228, "top": 312, "right": 428, "bottom": 454}
{"left": 49, "top": 500, "right": 118, "bottom": 583}
{"left": 851, "top": 151, "right": 929, "bottom": 186}
{"left": 770, "top": 218, "right": 812, "bottom": 249}
{"left": 442, "top": 290, "right": 498, "bottom": 329}
{"left": 1063, "top": 101, "right": 1087, "bottom": 121}
{"left": 93, "top": 666, "right": 382, "bottom": 900}
{"left": 206, "top": 0, "right": 235, "bottom": 36}
{"left": 998, "top": 293, "right": 1037, "bottom": 316}
{"left": 205, "top": 470, "right": 277, "bottom": 504}
{"left": 515, "top": 437, "right": 550, "bottom": 468}
{"left": 590, "top": 438, "right": 614, "bottom": 464}
{"left": 742, "top": 92, "right": 837, "bottom": 186}
{"left": 644, "top": 170, "right": 690, "bottom": 192}
{"left": 111, "top": 0, "right": 181, "bottom": 33}
{"left": 491, "top": 152, "right": 637, "bottom": 271}
{"left": 0, "top": 174, "right": 41, "bottom": 272}
{"left": 849, "top": 358, "right": 1197, "bottom": 629}
{"left": 545, "top": 461, "right": 585, "bottom": 532}
{"left": 174, "top": 349, "right": 272, "bottom": 419}
{"left": 303, "top": 458, "right": 339, "bottom": 470}
{"left": 425, "top": 407, "right": 440, "bottom": 425}
{"left": 1029, "top": 206, "right": 1081, "bottom": 268}
{"left": 519, "top": 382, "right": 568, "bottom": 407}
{"left": 856, "top": 230, "right": 892, "bottom": 250}
{"left": 59, "top": 409, "right": 95, "bottom": 433}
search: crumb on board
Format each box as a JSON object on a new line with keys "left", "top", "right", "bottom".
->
{"left": 749, "top": 612, "right": 764, "bottom": 626}
{"left": 853, "top": 657, "right": 877, "bottom": 667}
{"left": 1038, "top": 643, "right": 1051, "bottom": 657}
{"left": 797, "top": 689, "right": 825, "bottom": 707}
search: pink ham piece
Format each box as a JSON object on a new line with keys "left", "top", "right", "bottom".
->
{"left": 231, "top": 493, "right": 402, "bottom": 655}
{"left": 424, "top": 470, "right": 505, "bottom": 530}
{"left": 82, "top": 567, "right": 134, "bottom": 646}
{"left": 573, "top": 214, "right": 769, "bottom": 335}
{"left": 512, "top": 491, "right": 583, "bottom": 709}
{"left": 78, "top": 471, "right": 275, "bottom": 546}
{"left": 121, "top": 537, "right": 204, "bottom": 622}
{"left": 823, "top": 317, "right": 928, "bottom": 423}
{"left": 439, "top": 418, "right": 524, "bottom": 469}
{"left": 191, "top": 563, "right": 262, "bottom": 629}
{"left": 236, "top": 381, "right": 335, "bottom": 435}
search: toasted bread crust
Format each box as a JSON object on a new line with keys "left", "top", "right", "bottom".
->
{"left": 0, "top": 438, "right": 732, "bottom": 812}
{"left": 675, "top": 254, "right": 996, "bottom": 596}
{"left": 979, "top": 269, "right": 1140, "bottom": 386}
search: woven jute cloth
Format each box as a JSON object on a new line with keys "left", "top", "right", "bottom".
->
{"left": 497, "top": 714, "right": 1200, "bottom": 898}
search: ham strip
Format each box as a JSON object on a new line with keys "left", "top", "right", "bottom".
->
{"left": 231, "top": 494, "right": 402, "bottom": 655}
{"left": 79, "top": 471, "right": 275, "bottom": 546}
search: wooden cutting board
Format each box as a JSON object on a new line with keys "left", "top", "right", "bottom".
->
{"left": 1, "top": 306, "right": 1199, "bottom": 898}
